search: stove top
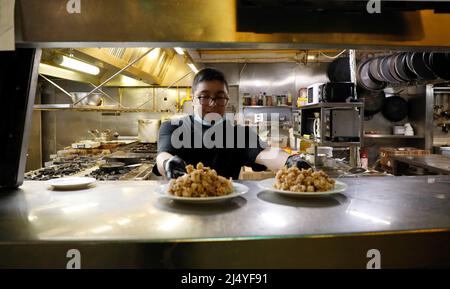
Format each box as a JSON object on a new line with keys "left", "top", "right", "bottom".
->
{"left": 25, "top": 141, "right": 158, "bottom": 181}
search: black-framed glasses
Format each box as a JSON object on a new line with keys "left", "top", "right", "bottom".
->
{"left": 197, "top": 95, "right": 229, "bottom": 106}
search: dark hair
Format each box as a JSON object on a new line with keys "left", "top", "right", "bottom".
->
{"left": 192, "top": 68, "right": 229, "bottom": 94}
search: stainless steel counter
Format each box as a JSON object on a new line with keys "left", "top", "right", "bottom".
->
{"left": 391, "top": 154, "right": 450, "bottom": 175}
{"left": 1, "top": 176, "right": 449, "bottom": 268}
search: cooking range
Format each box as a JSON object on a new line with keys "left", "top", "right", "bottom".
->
{"left": 25, "top": 142, "right": 158, "bottom": 181}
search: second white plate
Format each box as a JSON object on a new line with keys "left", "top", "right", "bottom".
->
{"left": 258, "top": 178, "right": 347, "bottom": 197}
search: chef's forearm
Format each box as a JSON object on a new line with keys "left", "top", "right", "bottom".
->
{"left": 255, "top": 147, "right": 290, "bottom": 172}
{"left": 156, "top": 152, "right": 174, "bottom": 176}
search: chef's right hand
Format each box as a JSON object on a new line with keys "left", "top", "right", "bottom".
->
{"left": 163, "top": 155, "right": 187, "bottom": 179}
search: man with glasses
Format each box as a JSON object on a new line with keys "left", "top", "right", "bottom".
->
{"left": 156, "top": 68, "right": 310, "bottom": 179}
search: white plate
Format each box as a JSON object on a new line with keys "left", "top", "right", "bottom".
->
{"left": 156, "top": 182, "right": 249, "bottom": 203}
{"left": 46, "top": 177, "right": 96, "bottom": 190}
{"left": 258, "top": 178, "right": 347, "bottom": 197}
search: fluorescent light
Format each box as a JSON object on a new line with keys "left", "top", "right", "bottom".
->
{"left": 174, "top": 47, "right": 185, "bottom": 55}
{"left": 307, "top": 55, "right": 316, "bottom": 61}
{"left": 55, "top": 55, "right": 100, "bottom": 75}
{"left": 187, "top": 63, "right": 199, "bottom": 73}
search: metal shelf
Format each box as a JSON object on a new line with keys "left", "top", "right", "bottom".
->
{"left": 364, "top": 134, "right": 425, "bottom": 139}
{"left": 293, "top": 134, "right": 360, "bottom": 147}
{"left": 297, "top": 102, "right": 364, "bottom": 110}
{"left": 242, "top": 105, "right": 292, "bottom": 109}
{"left": 33, "top": 104, "right": 152, "bottom": 113}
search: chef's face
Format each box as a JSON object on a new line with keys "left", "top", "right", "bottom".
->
{"left": 193, "top": 80, "right": 229, "bottom": 120}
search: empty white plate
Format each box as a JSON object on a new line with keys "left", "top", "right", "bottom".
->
{"left": 46, "top": 177, "right": 96, "bottom": 190}
{"left": 156, "top": 182, "right": 249, "bottom": 204}
{"left": 258, "top": 178, "right": 347, "bottom": 197}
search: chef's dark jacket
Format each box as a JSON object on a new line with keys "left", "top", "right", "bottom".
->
{"left": 157, "top": 115, "right": 267, "bottom": 179}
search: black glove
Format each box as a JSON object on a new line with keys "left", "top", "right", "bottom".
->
{"left": 285, "top": 154, "right": 312, "bottom": 170}
{"left": 163, "top": 155, "right": 187, "bottom": 179}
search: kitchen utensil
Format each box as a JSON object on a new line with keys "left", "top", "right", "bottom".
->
{"left": 379, "top": 56, "right": 400, "bottom": 83}
{"left": 156, "top": 182, "right": 249, "bottom": 204}
{"left": 70, "top": 92, "right": 103, "bottom": 106}
{"left": 258, "top": 178, "right": 348, "bottom": 197}
{"left": 397, "top": 52, "right": 417, "bottom": 81}
{"left": 357, "top": 58, "right": 386, "bottom": 91}
{"left": 105, "top": 152, "right": 150, "bottom": 165}
{"left": 357, "top": 87, "right": 385, "bottom": 117}
{"left": 368, "top": 57, "right": 385, "bottom": 82}
{"left": 382, "top": 95, "right": 408, "bottom": 122}
{"left": 99, "top": 162, "right": 125, "bottom": 173}
{"left": 410, "top": 52, "right": 436, "bottom": 80}
{"left": 387, "top": 54, "right": 406, "bottom": 83}
{"left": 327, "top": 57, "right": 351, "bottom": 82}
{"left": 429, "top": 52, "right": 450, "bottom": 80}
{"left": 394, "top": 53, "right": 415, "bottom": 82}
{"left": 138, "top": 119, "right": 161, "bottom": 143}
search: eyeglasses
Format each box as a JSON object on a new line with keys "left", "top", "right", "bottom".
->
{"left": 197, "top": 95, "right": 229, "bottom": 106}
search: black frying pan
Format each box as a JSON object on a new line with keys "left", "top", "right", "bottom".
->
{"left": 388, "top": 54, "right": 407, "bottom": 82}
{"left": 429, "top": 52, "right": 450, "bottom": 80}
{"left": 357, "top": 58, "right": 386, "bottom": 91}
{"left": 410, "top": 52, "right": 436, "bottom": 80}
{"left": 395, "top": 53, "right": 416, "bottom": 81}
{"left": 369, "top": 57, "right": 385, "bottom": 82}
{"left": 357, "top": 87, "right": 386, "bottom": 117}
{"left": 380, "top": 56, "right": 400, "bottom": 83}
{"left": 382, "top": 95, "right": 408, "bottom": 122}
{"left": 327, "top": 57, "right": 351, "bottom": 82}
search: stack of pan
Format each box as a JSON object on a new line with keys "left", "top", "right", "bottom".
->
{"left": 357, "top": 52, "right": 450, "bottom": 91}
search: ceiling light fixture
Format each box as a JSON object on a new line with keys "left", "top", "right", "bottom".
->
{"left": 55, "top": 55, "right": 100, "bottom": 75}
{"left": 174, "top": 47, "right": 185, "bottom": 55}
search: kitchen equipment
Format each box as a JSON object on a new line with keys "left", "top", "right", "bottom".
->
{"left": 394, "top": 52, "right": 416, "bottom": 81}
{"left": 393, "top": 125, "right": 406, "bottom": 135}
{"left": 357, "top": 87, "right": 385, "bottom": 117}
{"left": 105, "top": 152, "right": 150, "bottom": 165}
{"left": 380, "top": 147, "right": 430, "bottom": 169}
{"left": 99, "top": 162, "right": 125, "bottom": 173}
{"left": 410, "top": 52, "right": 436, "bottom": 80}
{"left": 429, "top": 52, "right": 450, "bottom": 80}
{"left": 368, "top": 57, "right": 385, "bottom": 82}
{"left": 71, "top": 140, "right": 101, "bottom": 149}
{"left": 382, "top": 95, "right": 408, "bottom": 122}
{"left": 307, "top": 83, "right": 325, "bottom": 104}
{"left": 388, "top": 54, "right": 407, "bottom": 82}
{"left": 70, "top": 92, "right": 103, "bottom": 106}
{"left": 327, "top": 57, "right": 351, "bottom": 82}
{"left": 357, "top": 58, "right": 386, "bottom": 91}
{"left": 323, "top": 109, "right": 360, "bottom": 142}
{"left": 138, "top": 119, "right": 161, "bottom": 143}
{"left": 320, "top": 82, "right": 355, "bottom": 102}
{"left": 380, "top": 56, "right": 401, "bottom": 83}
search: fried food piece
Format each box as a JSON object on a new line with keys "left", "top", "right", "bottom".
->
{"left": 274, "top": 166, "right": 335, "bottom": 192}
{"left": 168, "top": 162, "right": 233, "bottom": 197}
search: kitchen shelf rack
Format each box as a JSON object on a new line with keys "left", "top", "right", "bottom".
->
{"left": 33, "top": 104, "right": 152, "bottom": 113}
{"left": 363, "top": 134, "right": 425, "bottom": 139}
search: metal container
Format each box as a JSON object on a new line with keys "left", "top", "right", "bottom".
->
{"left": 70, "top": 92, "right": 103, "bottom": 106}
{"left": 138, "top": 119, "right": 161, "bottom": 143}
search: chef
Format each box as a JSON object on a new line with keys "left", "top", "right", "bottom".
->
{"left": 155, "top": 68, "right": 310, "bottom": 179}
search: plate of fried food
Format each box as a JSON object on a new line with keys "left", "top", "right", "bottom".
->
{"left": 156, "top": 162, "right": 249, "bottom": 203}
{"left": 258, "top": 166, "right": 347, "bottom": 197}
